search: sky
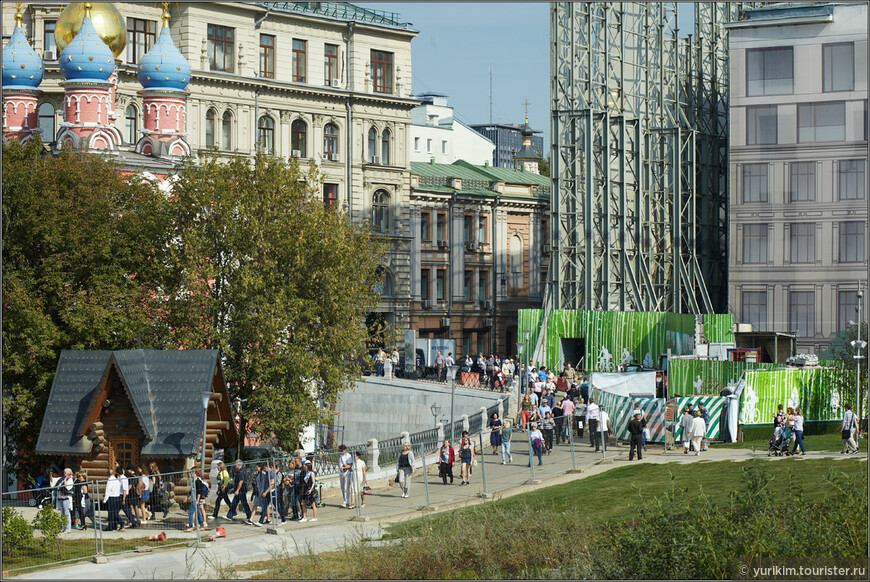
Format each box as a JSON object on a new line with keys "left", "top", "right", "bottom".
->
{"left": 360, "top": 2, "right": 697, "bottom": 152}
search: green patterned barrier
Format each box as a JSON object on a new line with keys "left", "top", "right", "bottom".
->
{"left": 739, "top": 367, "right": 847, "bottom": 426}
{"left": 672, "top": 396, "right": 728, "bottom": 441}
{"left": 668, "top": 359, "right": 778, "bottom": 397}
{"left": 703, "top": 314, "right": 734, "bottom": 344}
{"left": 594, "top": 389, "right": 667, "bottom": 443}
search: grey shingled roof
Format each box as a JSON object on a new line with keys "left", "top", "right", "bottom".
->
{"left": 36, "top": 349, "right": 223, "bottom": 458}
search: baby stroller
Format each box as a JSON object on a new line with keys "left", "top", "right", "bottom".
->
{"left": 26, "top": 476, "right": 52, "bottom": 508}
{"left": 767, "top": 426, "right": 793, "bottom": 456}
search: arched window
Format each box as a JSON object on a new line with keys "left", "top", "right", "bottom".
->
{"left": 323, "top": 122, "right": 338, "bottom": 159}
{"left": 381, "top": 127, "right": 391, "bottom": 165}
{"left": 372, "top": 189, "right": 390, "bottom": 233}
{"left": 375, "top": 267, "right": 395, "bottom": 298}
{"left": 367, "top": 126, "right": 377, "bottom": 163}
{"left": 205, "top": 108, "right": 216, "bottom": 147}
{"left": 125, "top": 105, "right": 138, "bottom": 144}
{"left": 38, "top": 102, "right": 55, "bottom": 140}
{"left": 257, "top": 115, "right": 275, "bottom": 154}
{"left": 292, "top": 119, "right": 307, "bottom": 157}
{"left": 221, "top": 110, "right": 232, "bottom": 149}
{"left": 510, "top": 233, "right": 524, "bottom": 292}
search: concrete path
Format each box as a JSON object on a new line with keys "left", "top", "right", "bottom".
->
{"left": 9, "top": 437, "right": 863, "bottom": 580}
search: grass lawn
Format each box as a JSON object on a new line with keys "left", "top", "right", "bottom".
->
{"left": 713, "top": 432, "right": 868, "bottom": 453}
{"left": 233, "top": 457, "right": 867, "bottom": 580}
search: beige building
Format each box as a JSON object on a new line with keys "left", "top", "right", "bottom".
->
{"left": 727, "top": 2, "right": 868, "bottom": 354}
{"left": 5, "top": 1, "right": 419, "bottom": 338}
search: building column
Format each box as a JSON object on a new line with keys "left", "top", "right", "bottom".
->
{"left": 410, "top": 207, "right": 421, "bottom": 300}
{"left": 495, "top": 209, "right": 508, "bottom": 301}
{"left": 452, "top": 205, "right": 465, "bottom": 303}
{"left": 529, "top": 213, "right": 541, "bottom": 299}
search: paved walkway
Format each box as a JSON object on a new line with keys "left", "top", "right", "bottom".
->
{"left": 10, "top": 437, "right": 862, "bottom": 580}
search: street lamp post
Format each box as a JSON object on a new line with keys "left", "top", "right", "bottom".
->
{"left": 516, "top": 341, "right": 525, "bottom": 422}
{"left": 448, "top": 364, "right": 460, "bottom": 442}
{"left": 430, "top": 402, "right": 442, "bottom": 430}
{"left": 200, "top": 391, "right": 212, "bottom": 476}
{"left": 851, "top": 282, "right": 866, "bottom": 422}
{"left": 523, "top": 330, "right": 532, "bottom": 392}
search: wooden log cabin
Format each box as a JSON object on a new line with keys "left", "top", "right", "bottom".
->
{"left": 35, "top": 350, "right": 237, "bottom": 480}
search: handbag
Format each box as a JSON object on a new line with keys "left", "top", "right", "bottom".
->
{"left": 394, "top": 473, "right": 400, "bottom": 484}
{"left": 842, "top": 429, "right": 851, "bottom": 439}
{"left": 363, "top": 483, "right": 373, "bottom": 494}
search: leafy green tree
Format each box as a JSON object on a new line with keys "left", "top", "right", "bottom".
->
{"left": 158, "top": 153, "right": 384, "bottom": 454}
{"left": 538, "top": 156, "right": 550, "bottom": 177}
{"left": 821, "top": 321, "right": 868, "bottom": 414}
{"left": 1, "top": 139, "right": 168, "bottom": 474}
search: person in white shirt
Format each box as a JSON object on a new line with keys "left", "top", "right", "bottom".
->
{"left": 57, "top": 468, "right": 75, "bottom": 533}
{"left": 597, "top": 407, "right": 610, "bottom": 452}
{"left": 338, "top": 444, "right": 354, "bottom": 508}
{"left": 679, "top": 407, "right": 694, "bottom": 454}
{"left": 791, "top": 408, "right": 806, "bottom": 455}
{"left": 352, "top": 451, "right": 368, "bottom": 507}
{"left": 585, "top": 398, "right": 601, "bottom": 449}
{"left": 690, "top": 411, "right": 707, "bottom": 456}
{"left": 841, "top": 404, "right": 860, "bottom": 454}
{"left": 103, "top": 469, "right": 123, "bottom": 531}
{"left": 117, "top": 464, "right": 138, "bottom": 528}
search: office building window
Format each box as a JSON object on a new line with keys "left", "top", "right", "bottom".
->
{"left": 323, "top": 183, "right": 338, "bottom": 208}
{"left": 839, "top": 221, "right": 865, "bottom": 263}
{"left": 741, "top": 291, "right": 768, "bottom": 332}
{"left": 205, "top": 108, "right": 216, "bottom": 147}
{"left": 790, "top": 223, "right": 815, "bottom": 264}
{"left": 789, "top": 162, "right": 815, "bottom": 202}
{"left": 426, "top": 138, "right": 432, "bottom": 153}
{"left": 436, "top": 213, "right": 446, "bottom": 242}
{"left": 839, "top": 160, "right": 865, "bottom": 200}
{"left": 838, "top": 290, "right": 859, "bottom": 332}
{"left": 38, "top": 102, "right": 55, "bottom": 139}
{"left": 421, "top": 211, "right": 431, "bottom": 241}
{"left": 798, "top": 102, "right": 845, "bottom": 143}
{"left": 259, "top": 34, "right": 275, "bottom": 79}
{"left": 464, "top": 270, "right": 473, "bottom": 302}
{"left": 823, "top": 43, "right": 854, "bottom": 92}
{"left": 368, "top": 127, "right": 377, "bottom": 163}
{"left": 372, "top": 190, "right": 390, "bottom": 233}
{"left": 381, "top": 128, "right": 391, "bottom": 165}
{"left": 743, "top": 164, "right": 768, "bottom": 203}
{"left": 463, "top": 214, "right": 473, "bottom": 243}
{"left": 743, "top": 224, "right": 768, "bottom": 264}
{"left": 291, "top": 119, "right": 307, "bottom": 157}
{"left": 257, "top": 116, "right": 274, "bottom": 154}
{"left": 371, "top": 50, "right": 393, "bottom": 94}
{"left": 478, "top": 269, "right": 488, "bottom": 301}
{"left": 436, "top": 269, "right": 446, "bottom": 301}
{"left": 127, "top": 18, "right": 156, "bottom": 64}
{"left": 477, "top": 333, "right": 487, "bottom": 356}
{"left": 746, "top": 105, "right": 777, "bottom": 145}
{"left": 44, "top": 20, "right": 56, "bottom": 54}
{"left": 125, "top": 105, "right": 138, "bottom": 144}
{"left": 323, "top": 123, "right": 338, "bottom": 158}
{"left": 510, "top": 234, "right": 523, "bottom": 291}
{"left": 478, "top": 215, "right": 487, "bottom": 244}
{"left": 221, "top": 111, "right": 232, "bottom": 149}
{"left": 324, "top": 44, "right": 339, "bottom": 86}
{"left": 207, "top": 24, "right": 234, "bottom": 72}
{"left": 421, "top": 268, "right": 430, "bottom": 301}
{"left": 414, "top": 137, "right": 420, "bottom": 152}
{"left": 789, "top": 291, "right": 815, "bottom": 338}
{"left": 747, "top": 47, "right": 793, "bottom": 96}
{"left": 292, "top": 39, "right": 306, "bottom": 82}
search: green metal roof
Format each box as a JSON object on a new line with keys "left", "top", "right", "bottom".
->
{"left": 410, "top": 161, "right": 492, "bottom": 181}
{"left": 454, "top": 160, "right": 551, "bottom": 187}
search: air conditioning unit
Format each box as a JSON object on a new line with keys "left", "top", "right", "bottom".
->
{"left": 43, "top": 49, "right": 57, "bottom": 61}
{"left": 291, "top": 149, "right": 302, "bottom": 158}
{"left": 481, "top": 300, "right": 492, "bottom": 310}
{"left": 483, "top": 318, "right": 494, "bottom": 328}
{"left": 542, "top": 244, "right": 552, "bottom": 255}
{"left": 372, "top": 156, "right": 381, "bottom": 164}
{"left": 440, "top": 317, "right": 451, "bottom": 328}
{"left": 422, "top": 300, "right": 433, "bottom": 310}
{"left": 331, "top": 78, "right": 341, "bottom": 88}
{"left": 437, "top": 240, "right": 449, "bottom": 249}
{"left": 328, "top": 152, "right": 339, "bottom": 161}
{"left": 465, "top": 241, "right": 478, "bottom": 252}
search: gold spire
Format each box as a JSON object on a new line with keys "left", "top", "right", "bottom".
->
{"left": 84, "top": 2, "right": 92, "bottom": 18}
{"left": 162, "top": 2, "right": 171, "bottom": 28}
{"left": 14, "top": 3, "right": 23, "bottom": 26}
{"left": 522, "top": 99, "right": 531, "bottom": 124}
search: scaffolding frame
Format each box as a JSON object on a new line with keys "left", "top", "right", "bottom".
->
{"left": 550, "top": 2, "right": 752, "bottom": 314}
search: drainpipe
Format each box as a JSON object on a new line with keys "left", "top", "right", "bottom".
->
{"left": 254, "top": 5, "right": 271, "bottom": 28}
{"left": 254, "top": 86, "right": 260, "bottom": 153}
{"left": 491, "top": 196, "right": 500, "bottom": 354}
{"left": 448, "top": 191, "right": 456, "bottom": 320}
{"left": 344, "top": 22, "right": 355, "bottom": 218}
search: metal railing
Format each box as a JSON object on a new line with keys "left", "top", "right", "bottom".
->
{"left": 258, "top": 2, "right": 410, "bottom": 29}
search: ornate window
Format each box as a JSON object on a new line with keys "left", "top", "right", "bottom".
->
{"left": 292, "top": 39, "right": 307, "bottom": 82}
{"left": 381, "top": 128, "right": 391, "bottom": 165}
{"left": 324, "top": 44, "right": 339, "bottom": 86}
{"left": 368, "top": 127, "right": 377, "bottom": 163}
{"left": 292, "top": 119, "right": 307, "bottom": 157}
{"left": 38, "top": 102, "right": 55, "bottom": 139}
{"left": 207, "top": 24, "right": 234, "bottom": 73}
{"left": 370, "top": 50, "right": 393, "bottom": 94}
{"left": 125, "top": 105, "right": 138, "bottom": 144}
{"left": 510, "top": 234, "right": 523, "bottom": 291}
{"left": 127, "top": 18, "right": 156, "bottom": 64}
{"left": 258, "top": 116, "right": 275, "bottom": 154}
{"left": 205, "top": 108, "right": 216, "bottom": 147}
{"left": 260, "top": 34, "right": 275, "bottom": 79}
{"left": 323, "top": 123, "right": 338, "bottom": 158}
{"left": 372, "top": 189, "right": 390, "bottom": 233}
{"left": 221, "top": 110, "right": 232, "bottom": 150}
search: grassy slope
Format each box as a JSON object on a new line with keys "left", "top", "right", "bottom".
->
{"left": 713, "top": 433, "right": 868, "bottom": 453}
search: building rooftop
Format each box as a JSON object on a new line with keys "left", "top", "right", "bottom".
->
{"left": 258, "top": 2, "right": 417, "bottom": 31}
{"left": 411, "top": 160, "right": 550, "bottom": 196}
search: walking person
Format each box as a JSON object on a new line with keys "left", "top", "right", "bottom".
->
{"left": 301, "top": 460, "right": 318, "bottom": 522}
{"left": 254, "top": 463, "right": 272, "bottom": 526}
{"left": 338, "top": 444, "right": 354, "bottom": 508}
{"left": 520, "top": 394, "right": 533, "bottom": 431}
{"left": 841, "top": 403, "right": 860, "bottom": 454}
{"left": 184, "top": 469, "right": 208, "bottom": 531}
{"left": 560, "top": 397, "right": 575, "bottom": 443}
{"left": 212, "top": 461, "right": 231, "bottom": 521}
{"left": 103, "top": 468, "right": 123, "bottom": 531}
{"left": 489, "top": 413, "right": 503, "bottom": 455}
{"left": 680, "top": 407, "right": 694, "bottom": 455}
{"left": 597, "top": 406, "right": 610, "bottom": 452}
{"left": 71, "top": 472, "right": 90, "bottom": 530}
{"left": 439, "top": 439, "right": 455, "bottom": 484}
{"left": 352, "top": 451, "right": 368, "bottom": 508}
{"left": 528, "top": 423, "right": 544, "bottom": 466}
{"left": 500, "top": 420, "right": 514, "bottom": 464}
{"left": 586, "top": 397, "right": 600, "bottom": 449}
{"left": 552, "top": 399, "right": 565, "bottom": 444}
{"left": 149, "top": 461, "right": 169, "bottom": 519}
{"left": 57, "top": 468, "right": 74, "bottom": 533}
{"left": 396, "top": 443, "right": 415, "bottom": 498}
{"left": 226, "top": 459, "right": 252, "bottom": 523}
{"left": 126, "top": 466, "right": 144, "bottom": 526}
{"left": 698, "top": 403, "right": 710, "bottom": 451}
{"left": 628, "top": 410, "right": 645, "bottom": 461}
{"left": 458, "top": 432, "right": 474, "bottom": 485}
{"left": 690, "top": 410, "right": 706, "bottom": 456}
{"left": 792, "top": 408, "right": 806, "bottom": 455}
{"left": 575, "top": 397, "right": 587, "bottom": 439}
{"left": 290, "top": 458, "right": 304, "bottom": 520}
{"left": 118, "top": 464, "right": 138, "bottom": 528}
{"left": 137, "top": 464, "right": 152, "bottom": 523}
{"left": 541, "top": 412, "right": 556, "bottom": 453}
{"left": 435, "top": 350, "right": 446, "bottom": 382}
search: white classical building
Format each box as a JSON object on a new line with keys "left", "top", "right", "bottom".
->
{"left": 409, "top": 93, "right": 494, "bottom": 165}
{"left": 727, "top": 2, "right": 868, "bottom": 354}
{"left": 4, "top": 0, "right": 420, "bottom": 340}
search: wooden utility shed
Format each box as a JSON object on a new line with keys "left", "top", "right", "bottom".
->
{"left": 35, "top": 349, "right": 237, "bottom": 480}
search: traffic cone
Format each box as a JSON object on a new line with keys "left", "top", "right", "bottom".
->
{"left": 208, "top": 526, "right": 227, "bottom": 541}
{"left": 146, "top": 531, "right": 166, "bottom": 541}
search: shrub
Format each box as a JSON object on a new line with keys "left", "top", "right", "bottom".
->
{"left": 32, "top": 504, "right": 65, "bottom": 550}
{"left": 2, "top": 506, "right": 34, "bottom": 554}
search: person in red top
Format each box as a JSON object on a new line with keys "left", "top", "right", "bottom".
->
{"left": 438, "top": 439, "right": 455, "bottom": 484}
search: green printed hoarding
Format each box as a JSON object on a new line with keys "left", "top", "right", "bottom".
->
{"left": 518, "top": 309, "right": 695, "bottom": 372}
{"left": 738, "top": 366, "right": 848, "bottom": 425}
{"left": 703, "top": 314, "right": 734, "bottom": 344}
{"left": 668, "top": 359, "right": 778, "bottom": 397}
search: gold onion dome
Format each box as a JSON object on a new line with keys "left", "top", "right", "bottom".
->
{"left": 55, "top": 2, "right": 126, "bottom": 59}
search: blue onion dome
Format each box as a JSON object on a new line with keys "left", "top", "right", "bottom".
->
{"left": 59, "top": 3, "right": 114, "bottom": 83}
{"left": 137, "top": 7, "right": 189, "bottom": 92}
{"left": 2, "top": 6, "right": 44, "bottom": 90}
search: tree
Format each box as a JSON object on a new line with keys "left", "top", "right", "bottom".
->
{"left": 158, "top": 153, "right": 385, "bottom": 454}
{"left": 2, "top": 139, "right": 169, "bottom": 474}
{"left": 821, "top": 322, "right": 868, "bottom": 416}
{"left": 538, "top": 156, "right": 550, "bottom": 177}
